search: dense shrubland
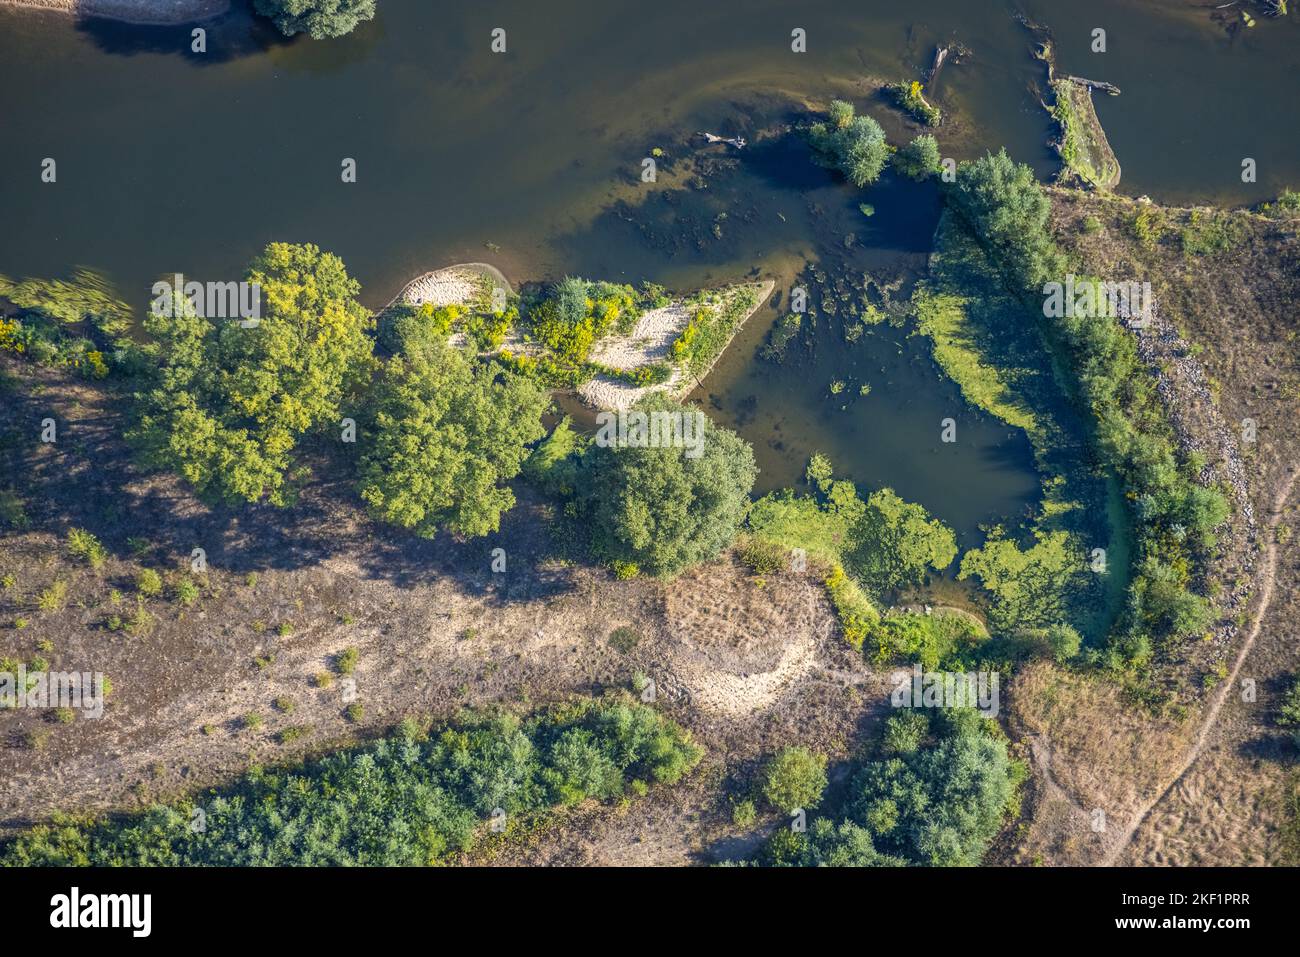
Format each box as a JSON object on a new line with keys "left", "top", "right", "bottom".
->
{"left": 0, "top": 695, "right": 701, "bottom": 866}
{"left": 755, "top": 707, "right": 1024, "bottom": 867}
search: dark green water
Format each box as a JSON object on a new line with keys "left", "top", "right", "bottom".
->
{"left": 2, "top": 0, "right": 1296, "bottom": 539}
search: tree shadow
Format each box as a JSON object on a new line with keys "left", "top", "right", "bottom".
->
{"left": 0, "top": 364, "right": 581, "bottom": 611}
{"left": 73, "top": 1, "right": 290, "bottom": 63}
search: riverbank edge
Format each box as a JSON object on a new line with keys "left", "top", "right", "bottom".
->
{"left": 384, "top": 263, "right": 775, "bottom": 414}
{"left": 0, "top": 0, "right": 228, "bottom": 26}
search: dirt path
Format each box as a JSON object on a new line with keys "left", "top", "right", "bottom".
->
{"left": 1101, "top": 468, "right": 1299, "bottom": 865}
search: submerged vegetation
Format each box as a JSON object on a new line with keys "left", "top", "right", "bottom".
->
{"left": 0, "top": 270, "right": 132, "bottom": 380}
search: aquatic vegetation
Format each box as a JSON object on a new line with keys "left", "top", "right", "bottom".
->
{"left": 910, "top": 288, "right": 1038, "bottom": 435}
{"left": 808, "top": 99, "right": 890, "bottom": 187}
{"left": 746, "top": 457, "right": 966, "bottom": 664}
{"left": 889, "top": 80, "right": 942, "bottom": 126}
{"left": 0, "top": 269, "right": 131, "bottom": 379}
{"left": 1258, "top": 188, "right": 1300, "bottom": 218}
{"left": 944, "top": 150, "right": 1228, "bottom": 673}
{"left": 892, "top": 133, "right": 942, "bottom": 180}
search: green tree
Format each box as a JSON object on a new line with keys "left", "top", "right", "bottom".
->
{"left": 762, "top": 746, "right": 828, "bottom": 813}
{"left": 849, "top": 488, "right": 958, "bottom": 595}
{"left": 357, "top": 339, "right": 547, "bottom": 539}
{"left": 849, "top": 719, "right": 1016, "bottom": 866}
{"left": 1045, "top": 622, "right": 1083, "bottom": 662}
{"left": 580, "top": 396, "right": 756, "bottom": 577}
{"left": 945, "top": 149, "right": 1065, "bottom": 291}
{"left": 958, "top": 529, "right": 1080, "bottom": 631}
{"left": 254, "top": 0, "right": 376, "bottom": 39}
{"left": 129, "top": 243, "right": 374, "bottom": 506}
{"left": 808, "top": 101, "right": 890, "bottom": 188}
{"left": 893, "top": 134, "right": 942, "bottom": 180}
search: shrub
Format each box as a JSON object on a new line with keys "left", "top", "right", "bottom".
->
{"left": 608, "top": 626, "right": 641, "bottom": 654}
{"left": 738, "top": 537, "right": 786, "bottom": 575}
{"left": 762, "top": 746, "right": 828, "bottom": 813}
{"left": 336, "top": 647, "right": 359, "bottom": 675}
{"left": 172, "top": 576, "right": 200, "bottom": 606}
{"left": 882, "top": 709, "right": 930, "bottom": 755}
{"left": 732, "top": 798, "right": 757, "bottom": 827}
{"left": 889, "top": 80, "right": 941, "bottom": 126}
{"left": 1278, "top": 676, "right": 1300, "bottom": 729}
{"left": 344, "top": 702, "right": 365, "bottom": 722}
{"left": 808, "top": 101, "right": 889, "bottom": 187}
{"left": 893, "top": 134, "right": 941, "bottom": 180}
{"left": 135, "top": 568, "right": 162, "bottom": 597}
{"left": 37, "top": 580, "right": 68, "bottom": 612}
{"left": 66, "top": 528, "right": 108, "bottom": 569}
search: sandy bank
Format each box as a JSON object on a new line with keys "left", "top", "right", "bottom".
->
{"left": 579, "top": 279, "right": 774, "bottom": 412}
{"left": 0, "top": 0, "right": 229, "bottom": 25}
{"left": 385, "top": 262, "right": 512, "bottom": 312}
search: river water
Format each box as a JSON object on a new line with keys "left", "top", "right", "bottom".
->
{"left": 1, "top": 0, "right": 1295, "bottom": 540}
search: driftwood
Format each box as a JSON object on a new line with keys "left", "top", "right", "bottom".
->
{"left": 928, "top": 45, "right": 949, "bottom": 83}
{"left": 698, "top": 132, "right": 746, "bottom": 149}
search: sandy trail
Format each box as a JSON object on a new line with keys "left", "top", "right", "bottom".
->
{"left": 1102, "top": 468, "right": 1299, "bottom": 865}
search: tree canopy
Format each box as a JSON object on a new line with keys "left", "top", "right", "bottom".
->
{"left": 253, "top": 0, "right": 377, "bottom": 39}
{"left": 129, "top": 242, "right": 374, "bottom": 506}
{"left": 579, "top": 396, "right": 756, "bottom": 577}
{"left": 850, "top": 487, "right": 958, "bottom": 595}
{"left": 356, "top": 337, "right": 548, "bottom": 539}
{"left": 808, "top": 100, "right": 890, "bottom": 188}
{"left": 945, "top": 148, "right": 1065, "bottom": 292}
